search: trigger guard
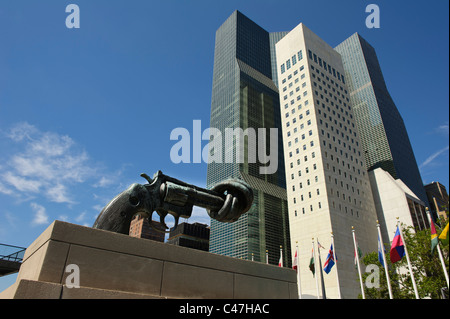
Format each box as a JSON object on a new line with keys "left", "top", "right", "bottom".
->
{"left": 159, "top": 214, "right": 169, "bottom": 231}
{"left": 147, "top": 211, "right": 178, "bottom": 235}
{"left": 147, "top": 211, "right": 170, "bottom": 234}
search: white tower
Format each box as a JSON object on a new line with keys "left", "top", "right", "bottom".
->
{"left": 275, "top": 23, "right": 378, "bottom": 299}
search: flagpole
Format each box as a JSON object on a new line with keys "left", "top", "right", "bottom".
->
{"left": 331, "top": 232, "right": 341, "bottom": 299}
{"left": 397, "top": 218, "right": 419, "bottom": 299}
{"left": 295, "top": 242, "right": 302, "bottom": 299}
{"left": 351, "top": 226, "right": 365, "bottom": 299}
{"left": 312, "top": 238, "right": 320, "bottom": 299}
{"left": 376, "top": 221, "right": 393, "bottom": 299}
{"left": 317, "top": 238, "right": 327, "bottom": 299}
{"left": 426, "top": 208, "right": 449, "bottom": 288}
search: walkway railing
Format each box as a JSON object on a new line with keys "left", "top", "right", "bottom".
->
{"left": 0, "top": 243, "right": 26, "bottom": 263}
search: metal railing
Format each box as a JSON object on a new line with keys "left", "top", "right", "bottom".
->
{"left": 0, "top": 243, "right": 26, "bottom": 263}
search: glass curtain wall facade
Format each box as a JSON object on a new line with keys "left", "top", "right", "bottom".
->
{"left": 207, "top": 11, "right": 291, "bottom": 266}
{"left": 335, "top": 34, "right": 428, "bottom": 205}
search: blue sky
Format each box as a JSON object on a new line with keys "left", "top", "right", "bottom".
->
{"left": 0, "top": 1, "right": 448, "bottom": 290}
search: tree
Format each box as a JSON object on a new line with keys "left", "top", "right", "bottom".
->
{"left": 360, "top": 222, "right": 449, "bottom": 299}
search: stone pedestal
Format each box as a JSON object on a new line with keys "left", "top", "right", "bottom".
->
{"left": 1, "top": 221, "right": 298, "bottom": 299}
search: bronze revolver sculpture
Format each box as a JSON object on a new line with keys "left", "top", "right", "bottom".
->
{"left": 93, "top": 171, "right": 253, "bottom": 234}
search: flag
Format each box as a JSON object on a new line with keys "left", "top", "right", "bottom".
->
{"left": 439, "top": 222, "right": 449, "bottom": 246}
{"left": 430, "top": 218, "right": 439, "bottom": 254}
{"left": 323, "top": 244, "right": 336, "bottom": 274}
{"left": 292, "top": 248, "right": 298, "bottom": 272}
{"left": 390, "top": 226, "right": 405, "bottom": 263}
{"left": 354, "top": 241, "right": 362, "bottom": 268}
{"left": 309, "top": 249, "right": 315, "bottom": 276}
{"left": 378, "top": 235, "right": 385, "bottom": 268}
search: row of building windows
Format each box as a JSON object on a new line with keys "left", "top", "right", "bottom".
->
{"left": 293, "top": 202, "right": 361, "bottom": 218}
{"left": 311, "top": 65, "right": 347, "bottom": 98}
{"left": 290, "top": 178, "right": 367, "bottom": 214}
{"left": 308, "top": 49, "right": 346, "bottom": 85}
{"left": 280, "top": 50, "right": 303, "bottom": 74}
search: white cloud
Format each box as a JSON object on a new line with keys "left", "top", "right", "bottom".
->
{"left": 0, "top": 122, "right": 97, "bottom": 204}
{"left": 2, "top": 171, "right": 42, "bottom": 193}
{"left": 436, "top": 123, "right": 449, "bottom": 136}
{"left": 420, "top": 145, "right": 449, "bottom": 168}
{"left": 0, "top": 122, "right": 128, "bottom": 227}
{"left": 93, "top": 176, "right": 115, "bottom": 188}
{"left": 185, "top": 206, "right": 210, "bottom": 226}
{"left": 75, "top": 211, "right": 87, "bottom": 223}
{"left": 46, "top": 183, "right": 74, "bottom": 204}
{"left": 7, "top": 121, "right": 38, "bottom": 142}
{"left": 30, "top": 202, "right": 49, "bottom": 226}
{"left": 0, "top": 181, "right": 14, "bottom": 195}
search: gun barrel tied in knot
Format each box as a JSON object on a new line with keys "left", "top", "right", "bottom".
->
{"left": 93, "top": 171, "right": 253, "bottom": 234}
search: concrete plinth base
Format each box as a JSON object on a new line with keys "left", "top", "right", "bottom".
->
{"left": 1, "top": 221, "right": 297, "bottom": 299}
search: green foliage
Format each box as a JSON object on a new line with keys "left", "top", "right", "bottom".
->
{"left": 359, "top": 223, "right": 449, "bottom": 299}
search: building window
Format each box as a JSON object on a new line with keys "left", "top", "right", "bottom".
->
{"left": 298, "top": 50, "right": 303, "bottom": 61}
{"left": 281, "top": 64, "right": 285, "bottom": 74}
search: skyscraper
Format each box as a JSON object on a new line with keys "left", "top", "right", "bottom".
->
{"left": 335, "top": 33, "right": 428, "bottom": 206}
{"left": 275, "top": 23, "right": 379, "bottom": 298}
{"left": 207, "top": 11, "right": 291, "bottom": 265}
{"left": 425, "top": 181, "right": 449, "bottom": 220}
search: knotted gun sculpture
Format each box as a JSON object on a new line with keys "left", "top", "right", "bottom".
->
{"left": 93, "top": 171, "right": 253, "bottom": 234}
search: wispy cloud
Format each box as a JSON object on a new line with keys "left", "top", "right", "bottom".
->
{"left": 436, "top": 123, "right": 449, "bottom": 136}
{"left": 182, "top": 206, "right": 210, "bottom": 226}
{"left": 0, "top": 122, "right": 130, "bottom": 227}
{"left": 0, "top": 122, "right": 96, "bottom": 204}
{"left": 30, "top": 202, "right": 49, "bottom": 226}
{"left": 420, "top": 145, "right": 449, "bottom": 168}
